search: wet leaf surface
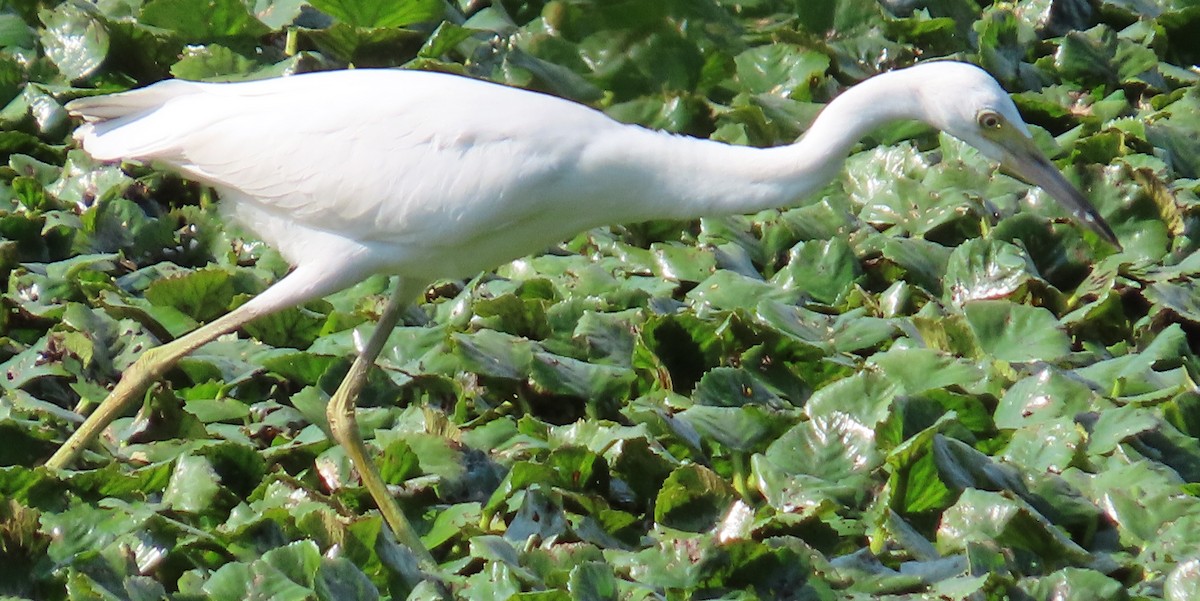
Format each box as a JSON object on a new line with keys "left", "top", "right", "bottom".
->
{"left": 1, "top": 0, "right": 1199, "bottom": 599}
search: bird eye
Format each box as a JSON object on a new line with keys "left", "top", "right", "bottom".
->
{"left": 978, "top": 111, "right": 1003, "bottom": 129}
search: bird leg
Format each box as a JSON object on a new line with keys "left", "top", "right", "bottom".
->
{"left": 45, "top": 264, "right": 361, "bottom": 469}
{"left": 46, "top": 267, "right": 441, "bottom": 574}
{"left": 324, "top": 280, "right": 438, "bottom": 567}
{"left": 45, "top": 304, "right": 262, "bottom": 469}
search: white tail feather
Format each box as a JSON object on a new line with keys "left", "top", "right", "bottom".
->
{"left": 66, "top": 80, "right": 207, "bottom": 161}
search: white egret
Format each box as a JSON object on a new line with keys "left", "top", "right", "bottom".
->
{"left": 47, "top": 61, "right": 1119, "bottom": 565}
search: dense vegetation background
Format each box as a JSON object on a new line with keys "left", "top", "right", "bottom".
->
{"left": 1, "top": 0, "right": 1198, "bottom": 599}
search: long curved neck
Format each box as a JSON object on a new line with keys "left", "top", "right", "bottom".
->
{"left": 593, "top": 69, "right": 926, "bottom": 222}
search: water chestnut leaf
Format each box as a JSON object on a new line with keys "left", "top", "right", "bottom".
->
{"left": 963, "top": 300, "right": 1072, "bottom": 362}
{"left": 162, "top": 453, "right": 222, "bottom": 514}
{"left": 1147, "top": 93, "right": 1200, "bottom": 178}
{"left": 763, "top": 412, "right": 880, "bottom": 497}
{"left": 830, "top": 313, "right": 897, "bottom": 353}
{"left": 996, "top": 368, "right": 1104, "bottom": 429}
{"left": 0, "top": 335, "right": 72, "bottom": 388}
{"left": 1075, "top": 324, "right": 1193, "bottom": 397}
{"left": 1086, "top": 405, "right": 1160, "bottom": 455}
{"left": 1021, "top": 569, "right": 1126, "bottom": 601}
{"left": 944, "top": 239, "right": 1037, "bottom": 305}
{"left": 654, "top": 464, "right": 735, "bottom": 532}
{"left": 469, "top": 535, "right": 540, "bottom": 583}
{"left": 1166, "top": 558, "right": 1200, "bottom": 601}
{"left": 451, "top": 329, "right": 534, "bottom": 380}
{"left": 260, "top": 351, "right": 338, "bottom": 386}
{"left": 242, "top": 302, "right": 329, "bottom": 349}
{"left": 869, "top": 347, "right": 987, "bottom": 394}
{"left": 678, "top": 404, "right": 780, "bottom": 452}
{"left": 0, "top": 14, "right": 35, "bottom": 50}
{"left": 506, "top": 486, "right": 568, "bottom": 541}
{"left": 772, "top": 237, "right": 861, "bottom": 305}
{"left": 41, "top": 502, "right": 144, "bottom": 565}
{"left": 170, "top": 44, "right": 260, "bottom": 81}
{"left": 140, "top": 0, "right": 270, "bottom": 42}
{"left": 806, "top": 371, "right": 900, "bottom": 428}
{"left": 605, "top": 95, "right": 697, "bottom": 132}
{"left": 567, "top": 561, "right": 619, "bottom": 601}
{"left": 734, "top": 45, "right": 829, "bottom": 99}
{"left": 880, "top": 238, "right": 953, "bottom": 295}
{"left": 39, "top": 3, "right": 108, "bottom": 81}
{"left": 1054, "top": 27, "right": 1120, "bottom": 86}
{"left": 422, "top": 502, "right": 483, "bottom": 550}
{"left": 752, "top": 453, "right": 845, "bottom": 513}
{"left": 309, "top": 0, "right": 443, "bottom": 29}
{"left": 691, "top": 366, "right": 785, "bottom": 408}
{"left": 182, "top": 397, "right": 249, "bottom": 423}
{"left": 650, "top": 242, "right": 716, "bottom": 283}
{"left": 315, "top": 556, "right": 381, "bottom": 601}
{"left": 202, "top": 542, "right": 320, "bottom": 600}
{"left": 529, "top": 350, "right": 634, "bottom": 403}
{"left": 937, "top": 488, "right": 1091, "bottom": 565}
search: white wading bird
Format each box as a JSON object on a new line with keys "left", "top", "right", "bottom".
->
{"left": 49, "top": 61, "right": 1119, "bottom": 566}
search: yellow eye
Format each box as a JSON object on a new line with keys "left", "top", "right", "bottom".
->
{"left": 978, "top": 111, "right": 1003, "bottom": 129}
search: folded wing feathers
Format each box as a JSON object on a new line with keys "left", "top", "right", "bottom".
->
{"left": 65, "top": 79, "right": 207, "bottom": 161}
{"left": 65, "top": 80, "right": 204, "bottom": 120}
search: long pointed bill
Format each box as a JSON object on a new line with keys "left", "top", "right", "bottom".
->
{"left": 999, "top": 135, "right": 1122, "bottom": 249}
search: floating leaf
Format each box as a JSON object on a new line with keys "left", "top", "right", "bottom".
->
{"left": 963, "top": 300, "right": 1072, "bottom": 362}
{"left": 938, "top": 489, "right": 1091, "bottom": 565}
{"left": 654, "top": 464, "right": 736, "bottom": 532}
{"left": 308, "top": 0, "right": 443, "bottom": 28}
{"left": 140, "top": 0, "right": 270, "bottom": 41}
{"left": 39, "top": 3, "right": 108, "bottom": 81}
{"left": 734, "top": 44, "right": 829, "bottom": 99}
{"left": 772, "top": 237, "right": 861, "bottom": 305}
{"left": 162, "top": 454, "right": 222, "bottom": 514}
{"left": 944, "top": 239, "right": 1037, "bottom": 305}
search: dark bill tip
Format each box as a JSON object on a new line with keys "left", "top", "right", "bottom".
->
{"left": 1006, "top": 152, "right": 1122, "bottom": 250}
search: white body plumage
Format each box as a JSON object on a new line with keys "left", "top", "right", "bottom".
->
{"left": 74, "top": 62, "right": 1114, "bottom": 301}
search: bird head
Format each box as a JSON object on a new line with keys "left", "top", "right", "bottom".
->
{"left": 910, "top": 62, "right": 1121, "bottom": 248}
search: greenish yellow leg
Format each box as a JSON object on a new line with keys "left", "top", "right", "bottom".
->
{"left": 45, "top": 307, "right": 257, "bottom": 469}
{"left": 46, "top": 264, "right": 363, "bottom": 469}
{"left": 324, "top": 281, "right": 437, "bottom": 567}
{"left": 45, "top": 267, "right": 440, "bottom": 577}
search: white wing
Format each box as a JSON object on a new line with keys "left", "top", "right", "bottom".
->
{"left": 70, "top": 70, "right": 627, "bottom": 273}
